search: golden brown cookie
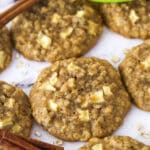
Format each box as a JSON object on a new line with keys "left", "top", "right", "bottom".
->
{"left": 11, "top": 0, "right": 103, "bottom": 62}
{"left": 30, "top": 57, "right": 131, "bottom": 141}
{"left": 100, "top": 0, "right": 150, "bottom": 39}
{"left": 0, "top": 81, "right": 32, "bottom": 137}
{"left": 79, "top": 136, "right": 150, "bottom": 150}
{"left": 0, "top": 27, "right": 12, "bottom": 72}
{"left": 119, "top": 40, "right": 150, "bottom": 111}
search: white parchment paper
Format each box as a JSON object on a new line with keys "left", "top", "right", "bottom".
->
{"left": 0, "top": 1, "right": 150, "bottom": 150}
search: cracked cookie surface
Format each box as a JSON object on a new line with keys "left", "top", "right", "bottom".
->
{"left": 79, "top": 136, "right": 150, "bottom": 150}
{"left": 30, "top": 57, "right": 131, "bottom": 141}
{"left": 0, "top": 27, "right": 12, "bottom": 72}
{"left": 120, "top": 40, "right": 150, "bottom": 111}
{"left": 100, "top": 0, "right": 150, "bottom": 39}
{"left": 0, "top": 81, "right": 32, "bottom": 137}
{"left": 11, "top": 0, "right": 103, "bottom": 62}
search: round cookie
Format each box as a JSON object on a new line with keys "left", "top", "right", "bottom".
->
{"left": 119, "top": 40, "right": 150, "bottom": 111}
{"left": 30, "top": 57, "right": 131, "bottom": 141}
{"left": 79, "top": 136, "right": 150, "bottom": 150}
{"left": 11, "top": 0, "right": 103, "bottom": 62}
{"left": 0, "top": 27, "right": 12, "bottom": 72}
{"left": 100, "top": 0, "right": 150, "bottom": 39}
{"left": 0, "top": 81, "right": 32, "bottom": 137}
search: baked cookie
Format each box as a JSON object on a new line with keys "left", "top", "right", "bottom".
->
{"left": 100, "top": 0, "right": 150, "bottom": 39}
{"left": 119, "top": 40, "right": 150, "bottom": 111}
{"left": 30, "top": 57, "right": 131, "bottom": 141}
{"left": 79, "top": 136, "right": 150, "bottom": 150}
{"left": 0, "top": 81, "right": 32, "bottom": 137}
{"left": 11, "top": 0, "right": 103, "bottom": 62}
{"left": 0, "top": 27, "right": 12, "bottom": 72}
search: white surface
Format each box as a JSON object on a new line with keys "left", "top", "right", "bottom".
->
{"left": 0, "top": 1, "right": 150, "bottom": 150}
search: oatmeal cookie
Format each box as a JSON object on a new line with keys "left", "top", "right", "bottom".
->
{"left": 0, "top": 81, "right": 32, "bottom": 137}
{"left": 119, "top": 40, "right": 150, "bottom": 111}
{"left": 100, "top": 0, "right": 150, "bottom": 39}
{"left": 11, "top": 0, "right": 103, "bottom": 62}
{"left": 30, "top": 57, "right": 131, "bottom": 141}
{"left": 0, "top": 27, "right": 12, "bottom": 72}
{"left": 79, "top": 136, "right": 150, "bottom": 150}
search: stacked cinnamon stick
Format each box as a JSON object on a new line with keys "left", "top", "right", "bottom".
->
{"left": 0, "top": 130, "right": 64, "bottom": 150}
{"left": 0, "top": 0, "right": 39, "bottom": 28}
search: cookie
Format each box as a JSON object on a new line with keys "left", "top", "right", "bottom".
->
{"left": 11, "top": 0, "right": 103, "bottom": 62}
{"left": 79, "top": 136, "right": 150, "bottom": 150}
{"left": 30, "top": 57, "right": 131, "bottom": 141}
{"left": 0, "top": 81, "right": 32, "bottom": 137}
{"left": 0, "top": 27, "right": 12, "bottom": 72}
{"left": 119, "top": 40, "right": 150, "bottom": 111}
{"left": 100, "top": 0, "right": 150, "bottom": 39}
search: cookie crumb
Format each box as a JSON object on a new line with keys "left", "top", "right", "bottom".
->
{"left": 35, "top": 131, "right": 41, "bottom": 137}
{"left": 53, "top": 140, "right": 63, "bottom": 146}
{"left": 111, "top": 56, "right": 120, "bottom": 63}
{"left": 136, "top": 124, "right": 150, "bottom": 139}
{"left": 16, "top": 61, "right": 26, "bottom": 68}
{"left": 136, "top": 123, "right": 142, "bottom": 131}
{"left": 15, "top": 53, "right": 20, "bottom": 59}
{"left": 123, "top": 49, "right": 129, "bottom": 54}
{"left": 11, "top": 82, "right": 16, "bottom": 86}
{"left": 141, "top": 131, "right": 150, "bottom": 139}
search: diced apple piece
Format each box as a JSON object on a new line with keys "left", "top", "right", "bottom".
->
{"left": 60, "top": 27, "right": 73, "bottom": 39}
{"left": 48, "top": 101, "right": 58, "bottom": 112}
{"left": 102, "top": 86, "right": 112, "bottom": 96}
{"left": 78, "top": 109, "right": 90, "bottom": 122}
{"left": 91, "top": 90, "right": 105, "bottom": 103}
{"left": 37, "top": 33, "right": 52, "bottom": 49}
{"left": 92, "top": 143, "right": 103, "bottom": 150}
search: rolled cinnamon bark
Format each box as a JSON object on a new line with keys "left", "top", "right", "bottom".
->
{"left": 0, "top": 130, "right": 64, "bottom": 150}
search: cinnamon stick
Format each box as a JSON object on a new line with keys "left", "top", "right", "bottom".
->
{"left": 19, "top": 135, "right": 63, "bottom": 150}
{"left": 0, "top": 130, "right": 64, "bottom": 150}
{"left": 0, "top": 0, "right": 39, "bottom": 28}
{"left": 0, "top": 139, "right": 23, "bottom": 150}
{"left": 0, "top": 131, "right": 41, "bottom": 150}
